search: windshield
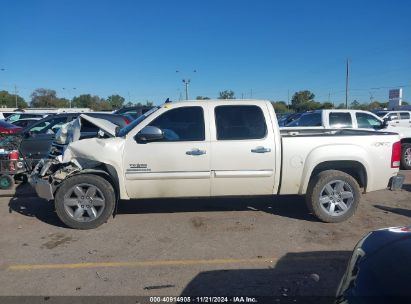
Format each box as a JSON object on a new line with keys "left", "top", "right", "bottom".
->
{"left": 117, "top": 106, "right": 160, "bottom": 137}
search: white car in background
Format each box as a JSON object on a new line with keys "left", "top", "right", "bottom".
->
{"left": 373, "top": 110, "right": 411, "bottom": 128}
{"left": 282, "top": 109, "right": 411, "bottom": 170}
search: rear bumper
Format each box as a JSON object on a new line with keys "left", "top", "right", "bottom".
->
{"left": 389, "top": 174, "right": 405, "bottom": 191}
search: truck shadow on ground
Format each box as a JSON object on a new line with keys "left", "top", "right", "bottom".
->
{"left": 180, "top": 250, "right": 350, "bottom": 301}
{"left": 118, "top": 195, "right": 317, "bottom": 221}
{"left": 8, "top": 184, "right": 317, "bottom": 228}
{"left": 401, "top": 183, "right": 411, "bottom": 192}
{"left": 7, "top": 183, "right": 66, "bottom": 227}
{"left": 374, "top": 204, "right": 411, "bottom": 218}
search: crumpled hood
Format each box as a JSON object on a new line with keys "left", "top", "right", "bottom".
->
{"left": 55, "top": 114, "right": 119, "bottom": 145}
{"left": 58, "top": 137, "right": 125, "bottom": 166}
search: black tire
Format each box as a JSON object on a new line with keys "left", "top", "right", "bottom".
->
{"left": 400, "top": 143, "right": 411, "bottom": 170}
{"left": 54, "top": 174, "right": 116, "bottom": 230}
{"left": 306, "top": 170, "right": 361, "bottom": 223}
{"left": 0, "top": 174, "right": 13, "bottom": 190}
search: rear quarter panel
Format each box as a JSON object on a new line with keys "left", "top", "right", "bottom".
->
{"left": 280, "top": 134, "right": 400, "bottom": 194}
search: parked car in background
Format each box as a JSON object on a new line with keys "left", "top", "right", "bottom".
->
{"left": 30, "top": 100, "right": 403, "bottom": 229}
{"left": 278, "top": 112, "right": 303, "bottom": 127}
{"left": 283, "top": 109, "right": 411, "bottom": 170}
{"left": 114, "top": 105, "right": 153, "bottom": 119}
{"left": 0, "top": 120, "right": 23, "bottom": 134}
{"left": 11, "top": 117, "right": 42, "bottom": 129}
{"left": 372, "top": 110, "right": 411, "bottom": 128}
{"left": 6, "top": 112, "right": 50, "bottom": 123}
{"left": 336, "top": 226, "right": 411, "bottom": 303}
{"left": 20, "top": 112, "right": 132, "bottom": 162}
{"left": 0, "top": 112, "right": 19, "bottom": 120}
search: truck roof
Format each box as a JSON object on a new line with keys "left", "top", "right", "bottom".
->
{"left": 161, "top": 99, "right": 271, "bottom": 107}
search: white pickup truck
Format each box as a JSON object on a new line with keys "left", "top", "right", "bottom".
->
{"left": 283, "top": 109, "right": 411, "bottom": 170}
{"left": 30, "top": 100, "right": 404, "bottom": 229}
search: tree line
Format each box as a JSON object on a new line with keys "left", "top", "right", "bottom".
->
{"left": 0, "top": 88, "right": 153, "bottom": 111}
{"left": 1, "top": 88, "right": 403, "bottom": 112}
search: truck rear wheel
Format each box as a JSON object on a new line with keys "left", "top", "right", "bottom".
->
{"left": 54, "top": 174, "right": 115, "bottom": 230}
{"left": 400, "top": 143, "right": 411, "bottom": 170}
{"left": 306, "top": 170, "right": 360, "bottom": 223}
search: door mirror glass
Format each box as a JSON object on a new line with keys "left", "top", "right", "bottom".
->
{"left": 136, "top": 126, "right": 164, "bottom": 142}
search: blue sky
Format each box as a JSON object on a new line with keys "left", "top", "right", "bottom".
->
{"left": 1, "top": 0, "right": 411, "bottom": 105}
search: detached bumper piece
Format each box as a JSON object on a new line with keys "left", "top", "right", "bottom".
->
{"left": 389, "top": 174, "right": 405, "bottom": 191}
{"left": 30, "top": 176, "right": 54, "bottom": 200}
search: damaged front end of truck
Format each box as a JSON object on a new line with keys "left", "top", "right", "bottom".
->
{"left": 29, "top": 114, "right": 125, "bottom": 201}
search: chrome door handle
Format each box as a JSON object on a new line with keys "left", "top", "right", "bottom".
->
{"left": 251, "top": 146, "right": 271, "bottom": 153}
{"left": 186, "top": 148, "right": 206, "bottom": 156}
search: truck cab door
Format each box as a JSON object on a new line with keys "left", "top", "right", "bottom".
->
{"left": 122, "top": 105, "right": 211, "bottom": 199}
{"left": 210, "top": 104, "right": 276, "bottom": 196}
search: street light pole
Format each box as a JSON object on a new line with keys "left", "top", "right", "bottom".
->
{"left": 63, "top": 87, "right": 76, "bottom": 108}
{"left": 176, "top": 69, "right": 196, "bottom": 100}
{"left": 182, "top": 79, "right": 190, "bottom": 100}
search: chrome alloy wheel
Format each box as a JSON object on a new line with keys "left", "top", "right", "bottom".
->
{"left": 63, "top": 183, "right": 106, "bottom": 222}
{"left": 319, "top": 180, "right": 354, "bottom": 217}
{"left": 405, "top": 147, "right": 411, "bottom": 166}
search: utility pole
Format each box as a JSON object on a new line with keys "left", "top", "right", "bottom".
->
{"left": 328, "top": 92, "right": 333, "bottom": 108}
{"left": 287, "top": 89, "right": 290, "bottom": 110}
{"left": 14, "top": 85, "right": 18, "bottom": 108}
{"left": 345, "top": 59, "right": 349, "bottom": 109}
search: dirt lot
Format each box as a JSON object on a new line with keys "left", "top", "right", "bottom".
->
{"left": 0, "top": 171, "right": 410, "bottom": 301}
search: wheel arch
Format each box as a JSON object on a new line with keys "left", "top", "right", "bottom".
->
{"left": 60, "top": 164, "right": 121, "bottom": 216}
{"left": 305, "top": 161, "right": 367, "bottom": 193}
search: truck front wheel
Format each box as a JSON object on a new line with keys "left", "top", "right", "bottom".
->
{"left": 306, "top": 170, "right": 361, "bottom": 223}
{"left": 54, "top": 174, "right": 115, "bottom": 229}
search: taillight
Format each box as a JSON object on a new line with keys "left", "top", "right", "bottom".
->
{"left": 391, "top": 141, "right": 401, "bottom": 168}
{"left": 122, "top": 116, "right": 131, "bottom": 124}
{"left": 9, "top": 150, "right": 19, "bottom": 160}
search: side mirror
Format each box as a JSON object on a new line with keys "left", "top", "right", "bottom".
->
{"left": 135, "top": 126, "right": 163, "bottom": 142}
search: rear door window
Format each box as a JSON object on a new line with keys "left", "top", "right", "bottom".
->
{"left": 400, "top": 112, "right": 410, "bottom": 119}
{"left": 214, "top": 105, "right": 267, "bottom": 140}
{"left": 329, "top": 112, "right": 352, "bottom": 128}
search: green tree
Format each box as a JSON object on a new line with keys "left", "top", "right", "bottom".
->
{"left": 336, "top": 103, "right": 346, "bottom": 109}
{"left": 271, "top": 101, "right": 288, "bottom": 113}
{"left": 72, "top": 94, "right": 106, "bottom": 110}
{"left": 218, "top": 90, "right": 235, "bottom": 99}
{"left": 320, "top": 102, "right": 334, "bottom": 109}
{"left": 291, "top": 90, "right": 315, "bottom": 111}
{"left": 368, "top": 101, "right": 385, "bottom": 110}
{"left": 350, "top": 100, "right": 360, "bottom": 109}
{"left": 30, "top": 88, "right": 68, "bottom": 108}
{"left": 196, "top": 96, "right": 210, "bottom": 100}
{"left": 402, "top": 101, "right": 409, "bottom": 106}
{"left": 0, "top": 90, "right": 28, "bottom": 108}
{"left": 107, "top": 94, "right": 125, "bottom": 110}
{"left": 299, "top": 101, "right": 321, "bottom": 111}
